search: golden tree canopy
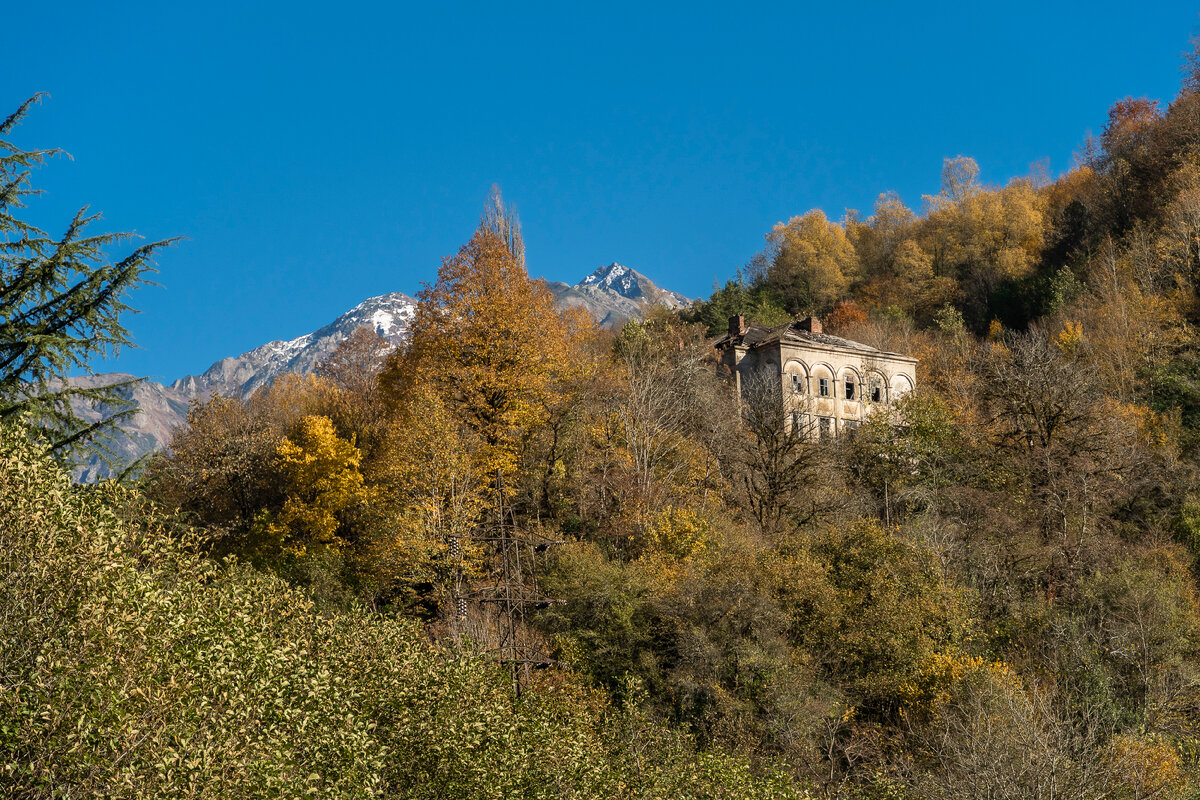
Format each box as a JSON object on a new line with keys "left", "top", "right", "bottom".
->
{"left": 765, "top": 209, "right": 858, "bottom": 313}
{"left": 382, "top": 226, "right": 591, "bottom": 479}
{"left": 267, "top": 414, "right": 369, "bottom": 553}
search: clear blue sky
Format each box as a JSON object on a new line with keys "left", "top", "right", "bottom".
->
{"left": 6, "top": 1, "right": 1199, "bottom": 381}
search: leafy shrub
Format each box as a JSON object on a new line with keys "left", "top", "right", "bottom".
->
{"left": 0, "top": 423, "right": 806, "bottom": 799}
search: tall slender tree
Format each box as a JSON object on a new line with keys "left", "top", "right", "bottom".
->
{"left": 0, "top": 95, "right": 174, "bottom": 470}
{"left": 382, "top": 191, "right": 583, "bottom": 481}
{"left": 381, "top": 189, "right": 590, "bottom": 691}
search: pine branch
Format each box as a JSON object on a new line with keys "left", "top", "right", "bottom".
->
{"left": 0, "top": 96, "right": 175, "bottom": 473}
{"left": 0, "top": 94, "right": 46, "bottom": 136}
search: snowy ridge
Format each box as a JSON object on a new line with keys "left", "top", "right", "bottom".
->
{"left": 168, "top": 292, "right": 417, "bottom": 400}
{"left": 582, "top": 263, "right": 637, "bottom": 294}
{"left": 550, "top": 262, "right": 691, "bottom": 327}
{"left": 578, "top": 262, "right": 688, "bottom": 307}
{"left": 267, "top": 332, "right": 314, "bottom": 358}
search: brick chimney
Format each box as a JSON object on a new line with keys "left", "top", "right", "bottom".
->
{"left": 728, "top": 314, "right": 746, "bottom": 337}
{"left": 795, "top": 315, "right": 823, "bottom": 334}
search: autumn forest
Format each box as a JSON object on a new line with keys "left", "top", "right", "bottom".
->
{"left": 9, "top": 34, "right": 1200, "bottom": 800}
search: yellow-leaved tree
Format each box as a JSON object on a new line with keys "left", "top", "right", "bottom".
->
{"left": 918, "top": 157, "right": 1046, "bottom": 321}
{"left": 368, "top": 384, "right": 486, "bottom": 605}
{"left": 763, "top": 209, "right": 859, "bottom": 314}
{"left": 381, "top": 197, "right": 589, "bottom": 489}
{"left": 378, "top": 190, "right": 596, "bottom": 640}
{"left": 265, "top": 414, "right": 371, "bottom": 555}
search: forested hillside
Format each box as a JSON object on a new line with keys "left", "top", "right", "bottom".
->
{"left": 11, "top": 38, "right": 1200, "bottom": 800}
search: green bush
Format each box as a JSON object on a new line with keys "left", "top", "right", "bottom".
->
{"left": 0, "top": 423, "right": 806, "bottom": 799}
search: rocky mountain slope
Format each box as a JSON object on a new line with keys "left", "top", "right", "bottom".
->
{"left": 168, "top": 292, "right": 417, "bottom": 400}
{"left": 72, "top": 293, "right": 417, "bottom": 481}
{"left": 74, "top": 265, "right": 689, "bottom": 479}
{"left": 547, "top": 263, "right": 689, "bottom": 327}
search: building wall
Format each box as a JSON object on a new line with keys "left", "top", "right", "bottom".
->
{"left": 723, "top": 339, "right": 917, "bottom": 440}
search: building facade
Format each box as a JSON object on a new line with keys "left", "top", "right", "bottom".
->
{"left": 714, "top": 315, "right": 917, "bottom": 440}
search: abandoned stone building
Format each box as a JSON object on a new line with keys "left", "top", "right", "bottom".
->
{"left": 714, "top": 315, "right": 918, "bottom": 440}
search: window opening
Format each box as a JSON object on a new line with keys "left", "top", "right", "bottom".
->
{"left": 819, "top": 377, "right": 830, "bottom": 397}
{"left": 818, "top": 416, "right": 834, "bottom": 440}
{"left": 791, "top": 373, "right": 804, "bottom": 394}
{"left": 844, "top": 378, "right": 856, "bottom": 400}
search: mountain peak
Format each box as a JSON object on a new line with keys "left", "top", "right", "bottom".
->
{"left": 581, "top": 262, "right": 629, "bottom": 282}
{"left": 546, "top": 262, "right": 690, "bottom": 328}
{"left": 576, "top": 262, "right": 647, "bottom": 299}
{"left": 327, "top": 292, "right": 417, "bottom": 339}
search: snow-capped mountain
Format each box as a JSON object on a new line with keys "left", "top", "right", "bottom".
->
{"left": 74, "top": 266, "right": 689, "bottom": 480}
{"left": 72, "top": 293, "right": 415, "bottom": 481}
{"left": 169, "top": 293, "right": 416, "bottom": 400}
{"left": 548, "top": 263, "right": 691, "bottom": 328}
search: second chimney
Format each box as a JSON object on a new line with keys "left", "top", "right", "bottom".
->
{"left": 795, "top": 315, "right": 823, "bottom": 334}
{"left": 728, "top": 314, "right": 746, "bottom": 337}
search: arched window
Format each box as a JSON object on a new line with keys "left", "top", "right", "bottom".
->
{"left": 867, "top": 372, "right": 887, "bottom": 404}
{"left": 841, "top": 368, "right": 862, "bottom": 401}
{"left": 784, "top": 361, "right": 809, "bottom": 395}
{"left": 811, "top": 364, "right": 834, "bottom": 398}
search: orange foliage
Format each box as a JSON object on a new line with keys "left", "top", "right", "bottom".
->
{"left": 1102, "top": 97, "right": 1163, "bottom": 154}
{"left": 381, "top": 227, "right": 594, "bottom": 481}
{"left": 1107, "top": 733, "right": 1188, "bottom": 800}
{"left": 823, "top": 300, "right": 867, "bottom": 333}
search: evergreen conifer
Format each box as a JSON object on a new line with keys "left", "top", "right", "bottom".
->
{"left": 0, "top": 95, "right": 174, "bottom": 471}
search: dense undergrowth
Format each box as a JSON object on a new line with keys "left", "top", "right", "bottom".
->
{"left": 0, "top": 425, "right": 803, "bottom": 799}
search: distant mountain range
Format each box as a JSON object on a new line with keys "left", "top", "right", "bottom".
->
{"left": 73, "top": 264, "right": 688, "bottom": 480}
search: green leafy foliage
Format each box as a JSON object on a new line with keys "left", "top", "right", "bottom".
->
{"left": 0, "top": 422, "right": 808, "bottom": 799}
{"left": 682, "top": 274, "right": 790, "bottom": 336}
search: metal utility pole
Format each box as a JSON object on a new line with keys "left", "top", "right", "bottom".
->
{"left": 453, "top": 471, "right": 563, "bottom": 697}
